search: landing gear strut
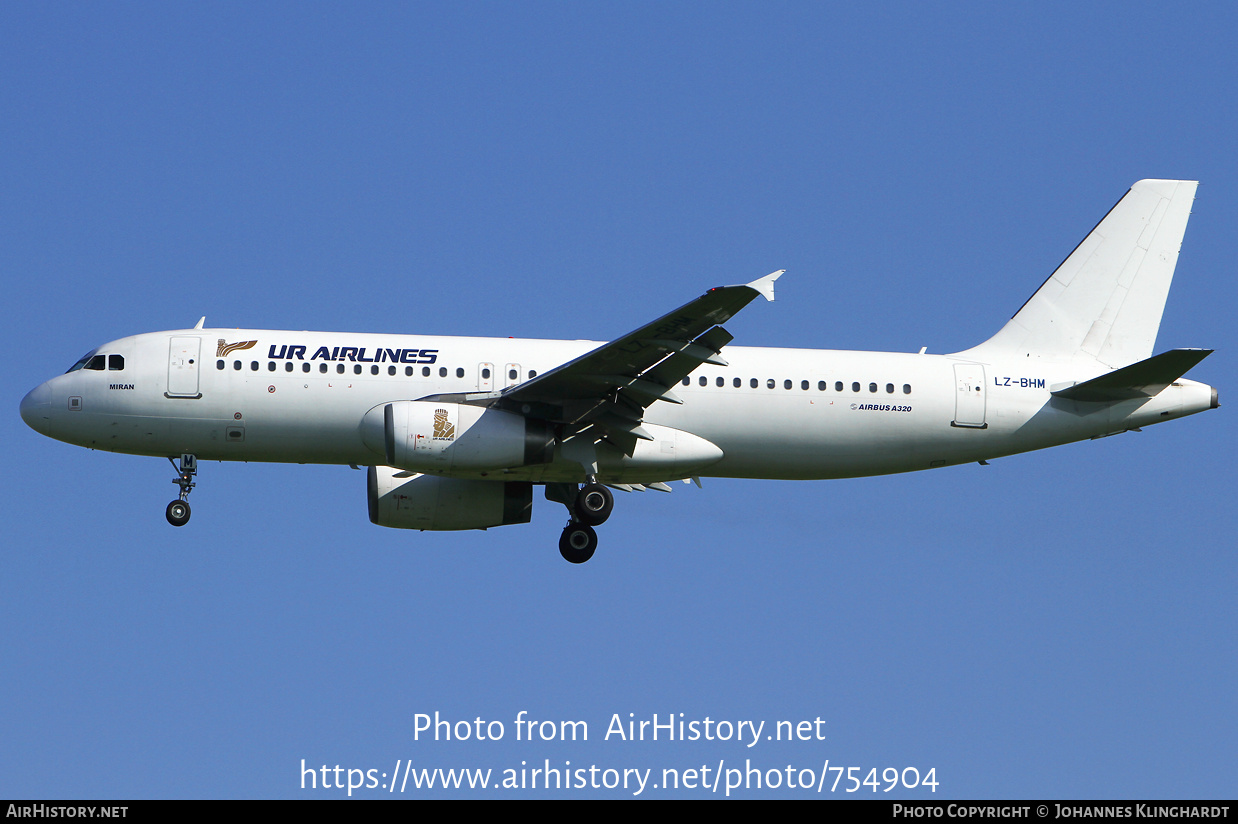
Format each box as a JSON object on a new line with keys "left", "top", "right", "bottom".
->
{"left": 166, "top": 453, "right": 197, "bottom": 527}
{"left": 552, "top": 477, "right": 614, "bottom": 563}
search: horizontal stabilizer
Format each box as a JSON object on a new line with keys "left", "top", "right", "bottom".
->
{"left": 1051, "top": 348, "right": 1212, "bottom": 402}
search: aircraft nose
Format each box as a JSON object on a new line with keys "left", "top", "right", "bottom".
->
{"left": 20, "top": 382, "right": 52, "bottom": 434}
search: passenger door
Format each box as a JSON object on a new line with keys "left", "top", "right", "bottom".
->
{"left": 166, "top": 337, "right": 202, "bottom": 398}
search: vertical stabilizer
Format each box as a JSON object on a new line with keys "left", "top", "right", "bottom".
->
{"left": 960, "top": 180, "right": 1197, "bottom": 368}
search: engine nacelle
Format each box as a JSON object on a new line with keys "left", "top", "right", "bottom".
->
{"left": 360, "top": 401, "right": 554, "bottom": 472}
{"left": 368, "top": 466, "right": 533, "bottom": 530}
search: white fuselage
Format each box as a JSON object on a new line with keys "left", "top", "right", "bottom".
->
{"left": 20, "top": 328, "right": 1216, "bottom": 484}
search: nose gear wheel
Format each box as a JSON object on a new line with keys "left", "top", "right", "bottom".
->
{"left": 165, "top": 454, "right": 198, "bottom": 526}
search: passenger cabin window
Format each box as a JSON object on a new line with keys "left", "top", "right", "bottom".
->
{"left": 422, "top": 367, "right": 431, "bottom": 377}
{"left": 233, "top": 360, "right": 242, "bottom": 370}
{"left": 482, "top": 368, "right": 491, "bottom": 379}
{"left": 508, "top": 369, "right": 517, "bottom": 380}
{"left": 699, "top": 376, "right": 707, "bottom": 386}
{"left": 835, "top": 381, "right": 843, "bottom": 391}
{"left": 216, "top": 360, "right": 225, "bottom": 370}
{"left": 886, "top": 383, "right": 894, "bottom": 394}
{"left": 852, "top": 382, "right": 860, "bottom": 392}
{"left": 733, "top": 377, "right": 741, "bottom": 387}
{"left": 302, "top": 363, "right": 310, "bottom": 373}
{"left": 903, "top": 384, "right": 912, "bottom": 394}
{"left": 750, "top": 378, "right": 758, "bottom": 388}
{"left": 285, "top": 362, "right": 293, "bottom": 372}
{"left": 682, "top": 377, "right": 690, "bottom": 386}
{"left": 439, "top": 367, "right": 447, "bottom": 377}
{"left": 250, "top": 361, "right": 258, "bottom": 371}
{"left": 716, "top": 377, "right": 724, "bottom": 387}
{"left": 108, "top": 355, "right": 125, "bottom": 371}
{"left": 268, "top": 362, "right": 276, "bottom": 372}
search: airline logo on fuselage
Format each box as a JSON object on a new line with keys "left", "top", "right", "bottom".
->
{"left": 266, "top": 344, "right": 439, "bottom": 364}
{"left": 217, "top": 339, "right": 258, "bottom": 357}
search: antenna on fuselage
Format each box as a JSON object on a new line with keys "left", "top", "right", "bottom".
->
{"left": 193, "top": 317, "right": 205, "bottom": 329}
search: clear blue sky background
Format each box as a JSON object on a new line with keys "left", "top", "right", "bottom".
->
{"left": 4, "top": 3, "right": 1234, "bottom": 799}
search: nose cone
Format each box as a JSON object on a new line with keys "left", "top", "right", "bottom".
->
{"left": 20, "top": 382, "right": 52, "bottom": 435}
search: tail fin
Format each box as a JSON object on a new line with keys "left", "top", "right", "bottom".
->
{"left": 961, "top": 180, "right": 1197, "bottom": 367}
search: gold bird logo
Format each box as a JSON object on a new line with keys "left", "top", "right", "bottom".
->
{"left": 217, "top": 339, "right": 258, "bottom": 357}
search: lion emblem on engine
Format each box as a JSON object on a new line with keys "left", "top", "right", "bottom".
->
{"left": 433, "top": 408, "right": 455, "bottom": 440}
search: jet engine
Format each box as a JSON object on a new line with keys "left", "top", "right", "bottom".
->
{"left": 368, "top": 466, "right": 533, "bottom": 530}
{"left": 360, "top": 401, "right": 554, "bottom": 472}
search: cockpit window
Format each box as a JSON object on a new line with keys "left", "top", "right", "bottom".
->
{"left": 108, "top": 355, "right": 125, "bottom": 371}
{"left": 85, "top": 355, "right": 106, "bottom": 371}
{"left": 66, "top": 350, "right": 98, "bottom": 373}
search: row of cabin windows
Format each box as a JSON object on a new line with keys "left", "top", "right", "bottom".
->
{"left": 682, "top": 375, "right": 913, "bottom": 395}
{"left": 215, "top": 360, "right": 537, "bottom": 380}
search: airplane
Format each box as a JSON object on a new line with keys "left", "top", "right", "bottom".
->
{"left": 20, "top": 179, "right": 1218, "bottom": 563}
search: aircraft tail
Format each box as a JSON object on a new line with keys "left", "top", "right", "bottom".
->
{"left": 960, "top": 179, "right": 1198, "bottom": 368}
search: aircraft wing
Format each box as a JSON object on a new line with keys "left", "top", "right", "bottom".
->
{"left": 425, "top": 271, "right": 783, "bottom": 453}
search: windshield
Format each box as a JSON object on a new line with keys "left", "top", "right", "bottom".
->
{"left": 66, "top": 349, "right": 99, "bottom": 373}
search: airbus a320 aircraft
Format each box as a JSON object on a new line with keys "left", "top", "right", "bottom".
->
{"left": 21, "top": 180, "right": 1218, "bottom": 563}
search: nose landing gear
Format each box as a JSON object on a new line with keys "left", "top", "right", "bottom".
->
{"left": 165, "top": 453, "right": 197, "bottom": 527}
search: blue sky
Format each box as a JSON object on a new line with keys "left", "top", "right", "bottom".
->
{"left": 4, "top": 3, "right": 1234, "bottom": 798}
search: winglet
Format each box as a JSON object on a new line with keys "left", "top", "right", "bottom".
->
{"left": 747, "top": 270, "right": 784, "bottom": 302}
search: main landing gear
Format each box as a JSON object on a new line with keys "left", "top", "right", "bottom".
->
{"left": 165, "top": 453, "right": 197, "bottom": 527}
{"left": 556, "top": 479, "right": 614, "bottom": 564}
